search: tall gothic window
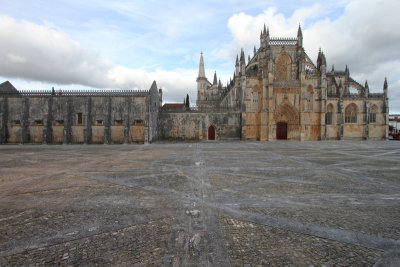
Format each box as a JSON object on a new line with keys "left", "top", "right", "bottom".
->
{"left": 326, "top": 104, "right": 334, "bottom": 125}
{"left": 276, "top": 54, "right": 291, "bottom": 80}
{"left": 345, "top": 103, "right": 357, "bottom": 123}
{"left": 369, "top": 105, "right": 378, "bottom": 123}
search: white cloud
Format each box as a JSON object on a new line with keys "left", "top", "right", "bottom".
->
{"left": 224, "top": 0, "right": 400, "bottom": 112}
{"left": 0, "top": 16, "right": 113, "bottom": 88}
{"left": 0, "top": 15, "right": 195, "bottom": 103}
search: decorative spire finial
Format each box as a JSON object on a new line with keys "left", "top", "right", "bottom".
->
{"left": 297, "top": 24, "right": 302, "bottom": 37}
{"left": 198, "top": 52, "right": 205, "bottom": 78}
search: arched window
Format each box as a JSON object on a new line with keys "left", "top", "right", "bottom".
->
{"left": 326, "top": 103, "right": 334, "bottom": 125}
{"left": 345, "top": 103, "right": 358, "bottom": 123}
{"left": 276, "top": 54, "right": 291, "bottom": 80}
{"left": 370, "top": 105, "right": 378, "bottom": 123}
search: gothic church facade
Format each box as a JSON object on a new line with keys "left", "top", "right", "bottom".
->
{"left": 187, "top": 25, "right": 389, "bottom": 141}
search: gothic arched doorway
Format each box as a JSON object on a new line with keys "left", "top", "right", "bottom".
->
{"left": 208, "top": 125, "right": 216, "bottom": 140}
{"left": 276, "top": 122, "right": 287, "bottom": 140}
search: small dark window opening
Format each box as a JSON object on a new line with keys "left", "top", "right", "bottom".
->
{"left": 56, "top": 120, "right": 64, "bottom": 125}
{"left": 34, "top": 119, "right": 43, "bottom": 125}
{"left": 115, "top": 119, "right": 123, "bottom": 125}
{"left": 134, "top": 120, "right": 143, "bottom": 125}
{"left": 326, "top": 112, "right": 332, "bottom": 125}
{"left": 77, "top": 113, "right": 83, "bottom": 125}
{"left": 96, "top": 120, "right": 103, "bottom": 125}
{"left": 13, "top": 120, "right": 21, "bottom": 125}
{"left": 370, "top": 113, "right": 376, "bottom": 123}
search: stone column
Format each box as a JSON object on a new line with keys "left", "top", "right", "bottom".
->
{"left": 84, "top": 97, "right": 92, "bottom": 144}
{"left": 339, "top": 99, "right": 344, "bottom": 140}
{"left": 43, "top": 96, "right": 53, "bottom": 144}
{"left": 104, "top": 96, "right": 111, "bottom": 144}
{"left": 21, "top": 97, "right": 30, "bottom": 144}
{"left": 365, "top": 101, "right": 369, "bottom": 140}
{"left": 144, "top": 96, "right": 149, "bottom": 144}
{"left": 124, "top": 97, "right": 131, "bottom": 144}
{"left": 0, "top": 97, "right": 8, "bottom": 144}
{"left": 63, "top": 97, "right": 72, "bottom": 144}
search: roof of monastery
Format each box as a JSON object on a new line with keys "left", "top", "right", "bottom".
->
{"left": 0, "top": 81, "right": 19, "bottom": 94}
{"left": 161, "top": 103, "right": 185, "bottom": 111}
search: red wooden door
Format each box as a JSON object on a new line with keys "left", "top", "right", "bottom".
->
{"left": 208, "top": 126, "right": 215, "bottom": 140}
{"left": 276, "top": 122, "right": 287, "bottom": 140}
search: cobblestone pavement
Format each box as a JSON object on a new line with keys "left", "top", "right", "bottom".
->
{"left": 1, "top": 141, "right": 400, "bottom": 266}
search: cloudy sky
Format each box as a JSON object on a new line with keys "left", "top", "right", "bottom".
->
{"left": 1, "top": 0, "right": 399, "bottom": 112}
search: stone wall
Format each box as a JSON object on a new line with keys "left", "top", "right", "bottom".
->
{"left": 0, "top": 94, "right": 151, "bottom": 144}
{"left": 159, "top": 111, "right": 241, "bottom": 141}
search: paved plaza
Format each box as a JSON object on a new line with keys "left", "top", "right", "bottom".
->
{"left": 1, "top": 141, "right": 400, "bottom": 266}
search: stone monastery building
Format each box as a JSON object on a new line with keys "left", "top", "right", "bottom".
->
{"left": 0, "top": 25, "right": 389, "bottom": 144}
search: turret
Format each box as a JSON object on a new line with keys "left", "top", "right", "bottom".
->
{"left": 317, "top": 49, "right": 326, "bottom": 73}
{"left": 345, "top": 65, "right": 349, "bottom": 79}
{"left": 196, "top": 52, "right": 208, "bottom": 101}
{"left": 235, "top": 55, "right": 239, "bottom": 76}
{"left": 297, "top": 24, "right": 303, "bottom": 47}
{"left": 383, "top": 77, "right": 388, "bottom": 98}
{"left": 364, "top": 80, "right": 369, "bottom": 97}
{"left": 260, "top": 24, "right": 269, "bottom": 48}
{"left": 213, "top": 71, "right": 217, "bottom": 85}
{"left": 240, "top": 48, "right": 246, "bottom": 75}
{"left": 197, "top": 52, "right": 205, "bottom": 79}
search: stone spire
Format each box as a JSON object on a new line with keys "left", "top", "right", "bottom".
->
{"left": 383, "top": 77, "right": 388, "bottom": 98}
{"left": 263, "top": 24, "right": 267, "bottom": 35}
{"left": 240, "top": 48, "right": 245, "bottom": 64}
{"left": 297, "top": 24, "right": 303, "bottom": 47}
{"left": 240, "top": 48, "right": 246, "bottom": 75}
{"left": 235, "top": 54, "right": 240, "bottom": 76}
{"left": 364, "top": 80, "right": 369, "bottom": 97}
{"left": 254, "top": 45, "right": 256, "bottom": 55}
{"left": 384, "top": 77, "right": 388, "bottom": 90}
{"left": 198, "top": 52, "right": 206, "bottom": 78}
{"left": 317, "top": 49, "right": 326, "bottom": 71}
{"left": 213, "top": 71, "right": 217, "bottom": 85}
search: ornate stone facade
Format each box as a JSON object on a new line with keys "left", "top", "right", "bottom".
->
{"left": 202, "top": 25, "right": 389, "bottom": 140}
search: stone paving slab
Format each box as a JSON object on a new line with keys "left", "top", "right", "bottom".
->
{"left": 0, "top": 141, "right": 400, "bottom": 266}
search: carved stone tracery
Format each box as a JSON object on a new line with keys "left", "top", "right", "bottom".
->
{"left": 274, "top": 102, "right": 299, "bottom": 124}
